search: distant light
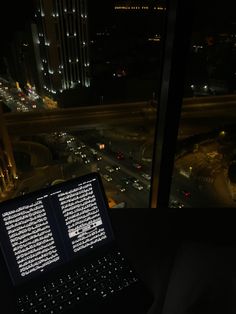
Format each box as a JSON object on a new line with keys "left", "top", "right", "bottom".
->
{"left": 190, "top": 84, "right": 194, "bottom": 89}
{"left": 219, "top": 130, "right": 226, "bottom": 137}
{"left": 203, "top": 85, "right": 208, "bottom": 89}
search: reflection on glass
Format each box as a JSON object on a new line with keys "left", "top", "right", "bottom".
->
{"left": 170, "top": 1, "right": 236, "bottom": 208}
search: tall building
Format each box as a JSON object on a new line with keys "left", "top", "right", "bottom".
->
{"left": 6, "top": 27, "right": 41, "bottom": 92}
{"left": 33, "top": 0, "right": 90, "bottom": 96}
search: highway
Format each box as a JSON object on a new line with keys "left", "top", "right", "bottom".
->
{"left": 3, "top": 95, "right": 236, "bottom": 136}
{"left": 2, "top": 94, "right": 236, "bottom": 208}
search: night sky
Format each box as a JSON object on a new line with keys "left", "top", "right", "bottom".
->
{"left": 0, "top": 2, "right": 35, "bottom": 47}
{"left": 1, "top": 1, "right": 236, "bottom": 37}
{"left": 0, "top": 1, "right": 236, "bottom": 52}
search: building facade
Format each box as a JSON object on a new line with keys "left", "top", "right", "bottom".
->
{"left": 33, "top": 0, "right": 90, "bottom": 96}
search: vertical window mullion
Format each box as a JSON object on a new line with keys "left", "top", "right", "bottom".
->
{"left": 150, "top": 0, "right": 195, "bottom": 209}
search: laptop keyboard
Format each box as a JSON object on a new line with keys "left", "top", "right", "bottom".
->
{"left": 17, "top": 249, "right": 139, "bottom": 314}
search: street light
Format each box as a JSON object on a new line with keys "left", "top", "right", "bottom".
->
{"left": 219, "top": 130, "right": 226, "bottom": 137}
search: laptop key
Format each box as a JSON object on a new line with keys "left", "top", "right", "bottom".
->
{"left": 57, "top": 304, "right": 64, "bottom": 312}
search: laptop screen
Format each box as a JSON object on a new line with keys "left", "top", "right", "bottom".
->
{"left": 0, "top": 173, "right": 114, "bottom": 286}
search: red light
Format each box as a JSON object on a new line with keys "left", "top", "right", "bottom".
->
{"left": 184, "top": 191, "right": 191, "bottom": 198}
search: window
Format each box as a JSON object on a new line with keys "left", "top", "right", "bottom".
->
{"left": 167, "top": 0, "right": 236, "bottom": 209}
{"left": 2, "top": 1, "right": 234, "bottom": 210}
{"left": 0, "top": 0, "right": 166, "bottom": 208}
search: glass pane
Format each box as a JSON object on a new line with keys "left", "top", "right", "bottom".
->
{"left": 0, "top": 1, "right": 167, "bottom": 208}
{"left": 170, "top": 1, "right": 236, "bottom": 208}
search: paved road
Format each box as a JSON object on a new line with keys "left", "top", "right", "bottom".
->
{"left": 3, "top": 95, "right": 236, "bottom": 136}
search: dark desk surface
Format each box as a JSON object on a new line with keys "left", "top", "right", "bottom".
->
{"left": 109, "top": 209, "right": 178, "bottom": 314}
{"left": 109, "top": 209, "right": 236, "bottom": 314}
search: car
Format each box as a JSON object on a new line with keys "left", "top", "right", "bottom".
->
{"left": 121, "top": 177, "right": 130, "bottom": 185}
{"left": 102, "top": 174, "right": 112, "bottom": 182}
{"left": 82, "top": 157, "right": 90, "bottom": 164}
{"left": 105, "top": 166, "right": 115, "bottom": 173}
{"left": 116, "top": 151, "right": 124, "bottom": 160}
{"left": 112, "top": 165, "right": 120, "bottom": 171}
{"left": 180, "top": 190, "right": 191, "bottom": 198}
{"left": 90, "top": 148, "right": 97, "bottom": 154}
{"left": 128, "top": 176, "right": 139, "bottom": 183}
{"left": 133, "top": 163, "right": 142, "bottom": 170}
{"left": 132, "top": 183, "right": 143, "bottom": 190}
{"left": 116, "top": 185, "right": 126, "bottom": 192}
{"left": 170, "top": 200, "right": 184, "bottom": 208}
{"left": 96, "top": 155, "right": 102, "bottom": 161}
{"left": 79, "top": 152, "right": 86, "bottom": 158}
{"left": 93, "top": 154, "right": 102, "bottom": 161}
{"left": 141, "top": 173, "right": 151, "bottom": 180}
{"left": 190, "top": 83, "right": 212, "bottom": 96}
{"left": 80, "top": 142, "right": 86, "bottom": 148}
{"left": 18, "top": 187, "right": 29, "bottom": 196}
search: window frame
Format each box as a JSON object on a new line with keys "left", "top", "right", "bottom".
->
{"left": 149, "top": 0, "right": 195, "bottom": 209}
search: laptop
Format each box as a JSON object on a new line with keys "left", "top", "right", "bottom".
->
{"left": 0, "top": 172, "right": 153, "bottom": 314}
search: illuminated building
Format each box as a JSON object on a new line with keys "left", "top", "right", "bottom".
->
{"left": 0, "top": 103, "right": 17, "bottom": 198}
{"left": 33, "top": 0, "right": 90, "bottom": 96}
